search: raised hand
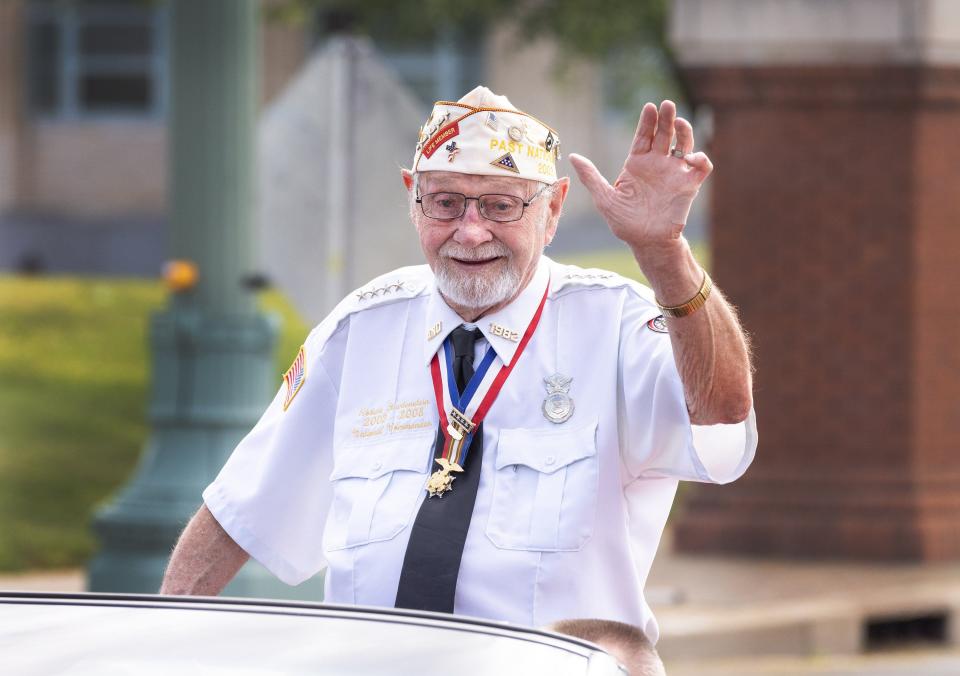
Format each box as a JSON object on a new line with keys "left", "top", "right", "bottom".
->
{"left": 568, "top": 100, "right": 712, "bottom": 253}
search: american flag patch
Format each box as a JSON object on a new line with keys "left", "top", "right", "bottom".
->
{"left": 282, "top": 345, "right": 306, "bottom": 411}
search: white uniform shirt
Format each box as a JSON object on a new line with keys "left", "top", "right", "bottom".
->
{"left": 203, "top": 256, "right": 757, "bottom": 642}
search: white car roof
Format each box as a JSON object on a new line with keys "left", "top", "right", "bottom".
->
{"left": 0, "top": 593, "right": 626, "bottom": 676}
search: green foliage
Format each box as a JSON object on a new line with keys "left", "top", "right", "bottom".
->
{"left": 269, "top": 0, "right": 682, "bottom": 116}
{"left": 516, "top": 0, "right": 668, "bottom": 58}
{"left": 0, "top": 277, "right": 308, "bottom": 571}
{"left": 0, "top": 278, "right": 162, "bottom": 570}
{"left": 269, "top": 0, "right": 668, "bottom": 58}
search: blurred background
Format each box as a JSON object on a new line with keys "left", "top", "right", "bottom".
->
{"left": 1, "top": 1, "right": 960, "bottom": 674}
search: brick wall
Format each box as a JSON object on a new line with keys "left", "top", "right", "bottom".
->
{"left": 674, "top": 66, "right": 960, "bottom": 560}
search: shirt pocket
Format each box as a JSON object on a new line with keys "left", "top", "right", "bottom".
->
{"left": 485, "top": 420, "right": 599, "bottom": 552}
{"left": 324, "top": 431, "right": 434, "bottom": 551}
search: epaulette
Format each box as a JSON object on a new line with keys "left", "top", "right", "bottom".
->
{"left": 304, "top": 265, "right": 430, "bottom": 353}
{"left": 551, "top": 263, "right": 658, "bottom": 306}
{"left": 353, "top": 278, "right": 418, "bottom": 302}
{"left": 557, "top": 268, "right": 619, "bottom": 285}
{"left": 348, "top": 265, "right": 429, "bottom": 310}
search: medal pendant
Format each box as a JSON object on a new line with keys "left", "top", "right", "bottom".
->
{"left": 427, "top": 414, "right": 472, "bottom": 497}
{"left": 426, "top": 457, "right": 464, "bottom": 498}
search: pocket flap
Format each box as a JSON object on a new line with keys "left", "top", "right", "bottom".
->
{"left": 495, "top": 421, "right": 597, "bottom": 474}
{"left": 330, "top": 431, "right": 435, "bottom": 481}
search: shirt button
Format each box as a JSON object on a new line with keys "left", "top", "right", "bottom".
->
{"left": 372, "top": 461, "right": 382, "bottom": 471}
{"left": 545, "top": 455, "right": 555, "bottom": 466}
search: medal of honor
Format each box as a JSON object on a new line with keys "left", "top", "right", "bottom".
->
{"left": 426, "top": 410, "right": 476, "bottom": 497}
{"left": 542, "top": 373, "right": 574, "bottom": 424}
{"left": 427, "top": 457, "right": 464, "bottom": 498}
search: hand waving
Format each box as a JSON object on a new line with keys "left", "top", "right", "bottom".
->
{"left": 568, "top": 100, "right": 712, "bottom": 251}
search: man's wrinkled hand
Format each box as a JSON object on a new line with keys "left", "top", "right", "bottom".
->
{"left": 568, "top": 100, "right": 713, "bottom": 253}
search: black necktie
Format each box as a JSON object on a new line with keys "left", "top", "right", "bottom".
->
{"left": 395, "top": 326, "right": 484, "bottom": 613}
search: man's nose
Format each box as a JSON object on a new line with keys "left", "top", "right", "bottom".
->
{"left": 452, "top": 200, "right": 493, "bottom": 247}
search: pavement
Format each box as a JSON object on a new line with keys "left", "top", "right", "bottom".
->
{"left": 661, "top": 650, "right": 960, "bottom": 676}
{"left": 647, "top": 531, "right": 960, "bottom": 674}
{"left": 4, "top": 536, "right": 960, "bottom": 674}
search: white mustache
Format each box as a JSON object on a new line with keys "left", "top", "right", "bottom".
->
{"left": 440, "top": 242, "right": 510, "bottom": 261}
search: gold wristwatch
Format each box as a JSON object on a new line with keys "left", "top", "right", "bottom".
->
{"left": 655, "top": 269, "right": 713, "bottom": 318}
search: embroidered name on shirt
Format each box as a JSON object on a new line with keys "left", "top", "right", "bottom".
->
{"left": 489, "top": 322, "right": 520, "bottom": 342}
{"left": 351, "top": 399, "right": 432, "bottom": 439}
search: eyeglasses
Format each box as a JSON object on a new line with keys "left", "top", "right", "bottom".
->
{"left": 416, "top": 183, "right": 550, "bottom": 223}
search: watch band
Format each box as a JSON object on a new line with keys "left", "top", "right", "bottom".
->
{"left": 656, "top": 269, "right": 713, "bottom": 319}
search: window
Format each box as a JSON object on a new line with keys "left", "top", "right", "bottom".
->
{"left": 26, "top": 0, "right": 168, "bottom": 119}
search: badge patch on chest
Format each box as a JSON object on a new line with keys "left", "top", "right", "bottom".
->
{"left": 542, "top": 373, "right": 574, "bottom": 424}
{"left": 282, "top": 345, "right": 306, "bottom": 411}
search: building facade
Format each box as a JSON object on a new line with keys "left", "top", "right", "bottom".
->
{"left": 0, "top": 0, "right": 645, "bottom": 275}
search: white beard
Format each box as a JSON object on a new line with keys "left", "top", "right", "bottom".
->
{"left": 434, "top": 241, "right": 521, "bottom": 311}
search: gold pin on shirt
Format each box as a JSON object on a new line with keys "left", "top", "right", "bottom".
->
{"left": 489, "top": 322, "right": 519, "bottom": 342}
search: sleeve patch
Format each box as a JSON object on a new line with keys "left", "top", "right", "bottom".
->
{"left": 282, "top": 345, "right": 307, "bottom": 411}
{"left": 646, "top": 315, "right": 669, "bottom": 334}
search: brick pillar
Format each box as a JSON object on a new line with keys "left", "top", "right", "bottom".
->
{"left": 670, "top": 0, "right": 960, "bottom": 560}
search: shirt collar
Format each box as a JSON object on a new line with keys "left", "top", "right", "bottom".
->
{"left": 423, "top": 256, "right": 551, "bottom": 366}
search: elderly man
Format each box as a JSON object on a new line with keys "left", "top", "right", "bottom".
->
{"left": 161, "top": 87, "right": 756, "bottom": 645}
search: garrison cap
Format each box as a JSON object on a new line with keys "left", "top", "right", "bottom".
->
{"left": 413, "top": 86, "right": 561, "bottom": 184}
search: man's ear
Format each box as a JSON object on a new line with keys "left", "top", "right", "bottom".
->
{"left": 543, "top": 177, "right": 570, "bottom": 246}
{"left": 549, "top": 177, "right": 570, "bottom": 218}
{"left": 401, "top": 168, "right": 414, "bottom": 193}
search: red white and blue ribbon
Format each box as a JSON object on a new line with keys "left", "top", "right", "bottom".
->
{"left": 429, "top": 283, "right": 550, "bottom": 467}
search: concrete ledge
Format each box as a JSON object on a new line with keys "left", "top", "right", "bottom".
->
{"left": 651, "top": 550, "right": 960, "bottom": 661}
{"left": 670, "top": 0, "right": 960, "bottom": 66}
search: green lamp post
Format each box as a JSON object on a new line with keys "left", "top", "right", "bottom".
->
{"left": 87, "top": 0, "right": 324, "bottom": 600}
